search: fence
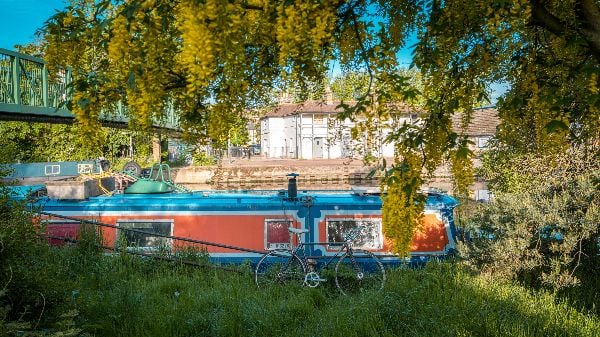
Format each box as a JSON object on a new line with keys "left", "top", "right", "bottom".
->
{"left": 262, "top": 147, "right": 297, "bottom": 159}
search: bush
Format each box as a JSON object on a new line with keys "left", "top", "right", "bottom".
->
{"left": 460, "top": 149, "right": 599, "bottom": 309}
{"left": 0, "top": 188, "right": 75, "bottom": 335}
{"left": 0, "top": 186, "right": 108, "bottom": 335}
{"left": 191, "top": 149, "right": 217, "bottom": 166}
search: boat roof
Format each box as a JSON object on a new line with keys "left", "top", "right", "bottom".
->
{"left": 4, "top": 185, "right": 46, "bottom": 199}
{"left": 32, "top": 188, "right": 458, "bottom": 211}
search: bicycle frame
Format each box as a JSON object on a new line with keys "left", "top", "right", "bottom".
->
{"left": 291, "top": 240, "right": 350, "bottom": 271}
{"left": 255, "top": 226, "right": 386, "bottom": 294}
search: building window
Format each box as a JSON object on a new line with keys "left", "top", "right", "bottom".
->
{"left": 117, "top": 220, "right": 173, "bottom": 250}
{"left": 313, "top": 114, "right": 325, "bottom": 125}
{"left": 326, "top": 218, "right": 382, "bottom": 250}
{"left": 474, "top": 189, "right": 491, "bottom": 202}
{"left": 477, "top": 136, "right": 491, "bottom": 148}
{"left": 45, "top": 165, "right": 60, "bottom": 176}
{"left": 264, "top": 219, "right": 293, "bottom": 250}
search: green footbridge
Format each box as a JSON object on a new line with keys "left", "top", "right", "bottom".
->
{"left": 0, "top": 48, "right": 179, "bottom": 130}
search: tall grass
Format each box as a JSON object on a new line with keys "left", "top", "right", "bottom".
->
{"left": 2, "top": 226, "right": 598, "bottom": 336}
{"left": 37, "top": 253, "right": 600, "bottom": 336}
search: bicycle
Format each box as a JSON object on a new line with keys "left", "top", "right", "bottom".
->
{"left": 255, "top": 226, "right": 385, "bottom": 295}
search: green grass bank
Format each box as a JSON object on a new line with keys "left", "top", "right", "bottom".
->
{"left": 2, "top": 240, "right": 598, "bottom": 337}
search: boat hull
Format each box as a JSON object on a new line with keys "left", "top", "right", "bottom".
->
{"left": 38, "top": 190, "right": 459, "bottom": 265}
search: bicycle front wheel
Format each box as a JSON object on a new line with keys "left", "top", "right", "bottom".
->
{"left": 255, "top": 250, "right": 306, "bottom": 288}
{"left": 335, "top": 250, "right": 385, "bottom": 295}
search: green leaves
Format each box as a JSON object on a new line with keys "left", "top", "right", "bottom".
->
{"left": 0, "top": 121, "right": 155, "bottom": 165}
{"left": 455, "top": 144, "right": 472, "bottom": 159}
{"left": 463, "top": 149, "right": 600, "bottom": 291}
{"left": 77, "top": 97, "right": 90, "bottom": 110}
{"left": 545, "top": 119, "right": 569, "bottom": 133}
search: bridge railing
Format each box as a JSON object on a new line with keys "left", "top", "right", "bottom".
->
{"left": 0, "top": 48, "right": 72, "bottom": 118}
{"left": 0, "top": 48, "right": 180, "bottom": 131}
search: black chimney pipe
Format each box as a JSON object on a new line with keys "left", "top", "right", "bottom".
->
{"left": 286, "top": 173, "right": 299, "bottom": 199}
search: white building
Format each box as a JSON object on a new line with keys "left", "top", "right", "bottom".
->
{"left": 260, "top": 101, "right": 499, "bottom": 161}
{"left": 260, "top": 101, "right": 417, "bottom": 159}
{"left": 260, "top": 102, "right": 333, "bottom": 159}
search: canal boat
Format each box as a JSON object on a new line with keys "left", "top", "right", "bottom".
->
{"left": 16, "top": 175, "right": 459, "bottom": 265}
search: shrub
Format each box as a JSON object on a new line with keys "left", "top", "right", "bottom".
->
{"left": 460, "top": 149, "right": 599, "bottom": 301}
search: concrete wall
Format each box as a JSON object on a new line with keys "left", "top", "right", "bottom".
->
{"left": 15, "top": 163, "right": 453, "bottom": 199}
{"left": 172, "top": 163, "right": 489, "bottom": 200}
{"left": 172, "top": 163, "right": 377, "bottom": 190}
{"left": 283, "top": 115, "right": 297, "bottom": 158}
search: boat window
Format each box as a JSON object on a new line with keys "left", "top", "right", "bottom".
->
{"left": 45, "top": 220, "right": 81, "bottom": 246}
{"left": 326, "top": 218, "right": 382, "bottom": 250}
{"left": 45, "top": 164, "right": 60, "bottom": 175}
{"left": 117, "top": 220, "right": 173, "bottom": 250}
{"left": 264, "top": 219, "right": 293, "bottom": 250}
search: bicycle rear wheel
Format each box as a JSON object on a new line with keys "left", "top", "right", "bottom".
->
{"left": 255, "top": 250, "right": 306, "bottom": 288}
{"left": 334, "top": 250, "right": 385, "bottom": 295}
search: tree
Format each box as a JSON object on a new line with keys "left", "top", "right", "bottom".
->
{"left": 41, "top": 0, "right": 600, "bottom": 255}
{"left": 330, "top": 71, "right": 370, "bottom": 101}
{"left": 330, "top": 68, "right": 424, "bottom": 101}
{"left": 0, "top": 121, "right": 154, "bottom": 168}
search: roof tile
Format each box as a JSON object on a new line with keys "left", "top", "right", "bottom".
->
{"left": 451, "top": 107, "right": 499, "bottom": 136}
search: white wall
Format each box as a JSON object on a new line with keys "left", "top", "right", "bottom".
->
{"left": 283, "top": 115, "right": 298, "bottom": 158}
{"left": 327, "top": 136, "right": 343, "bottom": 159}
{"left": 261, "top": 117, "right": 286, "bottom": 158}
{"left": 381, "top": 129, "right": 395, "bottom": 157}
{"left": 261, "top": 113, "right": 399, "bottom": 160}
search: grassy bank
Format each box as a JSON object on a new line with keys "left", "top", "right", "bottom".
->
{"left": 2, "top": 241, "right": 598, "bottom": 337}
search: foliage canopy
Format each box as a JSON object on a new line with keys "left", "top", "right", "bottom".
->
{"left": 0, "top": 121, "right": 155, "bottom": 169}
{"left": 41, "top": 0, "right": 600, "bottom": 255}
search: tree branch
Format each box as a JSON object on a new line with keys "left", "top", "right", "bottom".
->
{"left": 241, "top": 3, "right": 263, "bottom": 11}
{"left": 578, "top": 0, "right": 600, "bottom": 33}
{"left": 529, "top": 0, "right": 567, "bottom": 36}
{"left": 350, "top": 8, "right": 374, "bottom": 96}
{"left": 576, "top": 0, "right": 600, "bottom": 62}
{"left": 164, "top": 70, "right": 187, "bottom": 91}
{"left": 529, "top": 0, "right": 600, "bottom": 62}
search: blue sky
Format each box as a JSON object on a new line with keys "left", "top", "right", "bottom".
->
{"left": 0, "top": 0, "right": 66, "bottom": 49}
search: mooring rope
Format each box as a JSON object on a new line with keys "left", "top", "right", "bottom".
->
{"left": 43, "top": 234, "right": 244, "bottom": 273}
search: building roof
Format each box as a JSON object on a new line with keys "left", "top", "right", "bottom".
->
{"left": 451, "top": 107, "right": 499, "bottom": 136}
{"left": 261, "top": 101, "right": 420, "bottom": 119}
{"left": 262, "top": 101, "right": 500, "bottom": 136}
{"left": 261, "top": 101, "right": 345, "bottom": 118}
